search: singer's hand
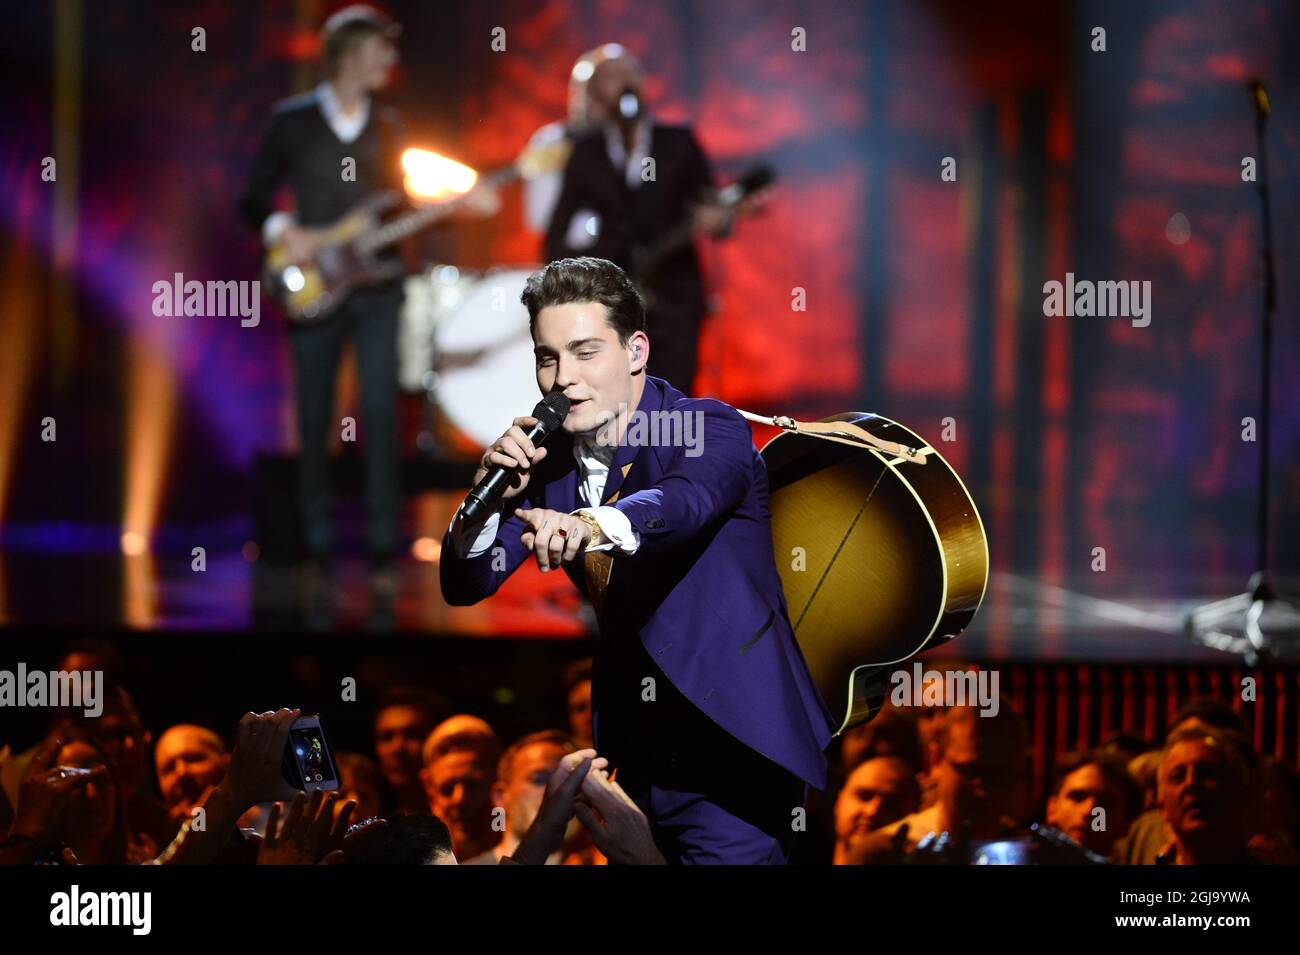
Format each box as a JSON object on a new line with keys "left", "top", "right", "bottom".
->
{"left": 515, "top": 508, "right": 594, "bottom": 572}
{"left": 475, "top": 416, "right": 550, "bottom": 503}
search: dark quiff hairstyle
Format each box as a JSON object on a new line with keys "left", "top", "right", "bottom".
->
{"left": 521, "top": 257, "right": 646, "bottom": 345}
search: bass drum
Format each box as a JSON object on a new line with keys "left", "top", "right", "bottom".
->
{"left": 432, "top": 267, "right": 541, "bottom": 449}
{"left": 398, "top": 265, "right": 480, "bottom": 394}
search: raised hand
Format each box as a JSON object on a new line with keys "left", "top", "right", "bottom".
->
{"left": 472, "top": 416, "right": 549, "bottom": 503}
{"left": 258, "top": 790, "right": 351, "bottom": 866}
{"left": 573, "top": 769, "right": 666, "bottom": 865}
{"left": 10, "top": 734, "right": 108, "bottom": 846}
{"left": 222, "top": 709, "right": 301, "bottom": 811}
{"left": 153, "top": 709, "right": 301, "bottom": 866}
{"left": 319, "top": 815, "right": 388, "bottom": 866}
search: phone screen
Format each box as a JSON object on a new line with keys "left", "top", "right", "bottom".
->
{"left": 288, "top": 723, "right": 338, "bottom": 790}
{"left": 970, "top": 839, "right": 1033, "bottom": 865}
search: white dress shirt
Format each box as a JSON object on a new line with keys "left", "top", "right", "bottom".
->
{"left": 604, "top": 118, "right": 653, "bottom": 189}
{"left": 261, "top": 83, "right": 372, "bottom": 245}
{"left": 449, "top": 433, "right": 640, "bottom": 559}
{"left": 316, "top": 81, "right": 370, "bottom": 144}
{"left": 561, "top": 119, "right": 654, "bottom": 250}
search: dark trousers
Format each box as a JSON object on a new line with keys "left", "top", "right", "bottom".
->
{"left": 597, "top": 642, "right": 808, "bottom": 864}
{"left": 289, "top": 283, "right": 402, "bottom": 558}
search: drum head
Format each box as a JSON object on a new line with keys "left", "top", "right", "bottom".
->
{"left": 399, "top": 266, "right": 481, "bottom": 393}
{"left": 433, "top": 268, "right": 541, "bottom": 448}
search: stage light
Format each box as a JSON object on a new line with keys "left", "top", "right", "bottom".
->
{"left": 412, "top": 536, "right": 442, "bottom": 562}
{"left": 122, "top": 332, "right": 177, "bottom": 560}
{"left": 122, "top": 550, "right": 158, "bottom": 629}
{"left": 0, "top": 240, "right": 40, "bottom": 525}
{"left": 401, "top": 148, "right": 477, "bottom": 201}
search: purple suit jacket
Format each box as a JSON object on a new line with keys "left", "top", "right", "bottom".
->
{"left": 441, "top": 375, "right": 834, "bottom": 789}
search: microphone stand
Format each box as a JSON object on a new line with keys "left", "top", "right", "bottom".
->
{"left": 1185, "top": 80, "right": 1300, "bottom": 663}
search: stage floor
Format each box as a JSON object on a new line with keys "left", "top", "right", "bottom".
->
{"left": 2, "top": 530, "right": 1292, "bottom": 663}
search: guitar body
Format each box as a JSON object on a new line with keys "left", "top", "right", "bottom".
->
{"left": 262, "top": 195, "right": 406, "bottom": 324}
{"left": 263, "top": 141, "right": 575, "bottom": 325}
{"left": 632, "top": 164, "right": 775, "bottom": 310}
{"left": 761, "top": 413, "right": 988, "bottom": 735}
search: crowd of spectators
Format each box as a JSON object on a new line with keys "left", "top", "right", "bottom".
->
{"left": 3, "top": 648, "right": 1296, "bottom": 865}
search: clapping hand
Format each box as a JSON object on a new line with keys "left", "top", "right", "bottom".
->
{"left": 509, "top": 749, "right": 607, "bottom": 865}
{"left": 573, "top": 768, "right": 666, "bottom": 865}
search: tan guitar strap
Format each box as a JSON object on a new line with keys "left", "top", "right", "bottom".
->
{"left": 582, "top": 412, "right": 929, "bottom": 617}
{"left": 735, "top": 409, "right": 931, "bottom": 465}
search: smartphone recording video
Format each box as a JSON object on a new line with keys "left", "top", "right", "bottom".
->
{"left": 281, "top": 714, "right": 339, "bottom": 792}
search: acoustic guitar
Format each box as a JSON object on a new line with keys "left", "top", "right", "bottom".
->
{"left": 758, "top": 412, "right": 989, "bottom": 735}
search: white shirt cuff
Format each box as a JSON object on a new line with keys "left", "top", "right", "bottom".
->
{"left": 449, "top": 506, "right": 500, "bottom": 559}
{"left": 577, "top": 506, "right": 640, "bottom": 555}
{"left": 262, "top": 211, "right": 296, "bottom": 246}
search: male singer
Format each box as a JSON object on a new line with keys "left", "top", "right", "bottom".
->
{"left": 542, "top": 48, "right": 732, "bottom": 393}
{"left": 440, "top": 257, "right": 833, "bottom": 863}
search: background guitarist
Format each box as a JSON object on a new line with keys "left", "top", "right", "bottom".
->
{"left": 238, "top": 5, "right": 406, "bottom": 589}
{"left": 543, "top": 49, "right": 735, "bottom": 394}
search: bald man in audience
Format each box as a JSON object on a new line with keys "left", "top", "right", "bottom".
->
{"left": 832, "top": 756, "right": 920, "bottom": 864}
{"left": 154, "top": 724, "right": 228, "bottom": 826}
{"left": 1112, "top": 701, "right": 1258, "bottom": 865}
{"left": 420, "top": 715, "right": 501, "bottom": 860}
{"left": 1155, "top": 726, "right": 1257, "bottom": 865}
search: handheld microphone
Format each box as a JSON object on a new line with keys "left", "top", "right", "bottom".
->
{"left": 616, "top": 86, "right": 642, "bottom": 124}
{"left": 458, "top": 393, "right": 570, "bottom": 526}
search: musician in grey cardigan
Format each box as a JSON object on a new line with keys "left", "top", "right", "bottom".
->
{"left": 238, "top": 5, "right": 405, "bottom": 588}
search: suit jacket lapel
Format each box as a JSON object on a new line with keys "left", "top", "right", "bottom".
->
{"left": 599, "top": 376, "right": 662, "bottom": 505}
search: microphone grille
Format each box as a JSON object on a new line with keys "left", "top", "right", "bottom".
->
{"left": 533, "top": 392, "right": 571, "bottom": 431}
